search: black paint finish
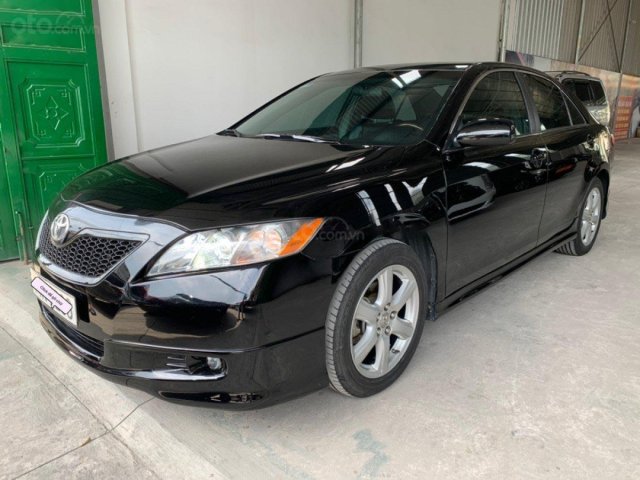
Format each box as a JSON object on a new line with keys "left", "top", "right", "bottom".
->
{"left": 36, "top": 62, "right": 612, "bottom": 408}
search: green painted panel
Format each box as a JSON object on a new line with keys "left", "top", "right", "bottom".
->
{"left": 22, "top": 158, "right": 94, "bottom": 228}
{"left": 8, "top": 61, "right": 95, "bottom": 158}
{"left": 0, "top": 0, "right": 83, "bottom": 15}
{"left": 1, "top": 24, "right": 85, "bottom": 51}
{"left": 0, "top": 127, "right": 19, "bottom": 260}
{"left": 0, "top": 0, "right": 107, "bottom": 260}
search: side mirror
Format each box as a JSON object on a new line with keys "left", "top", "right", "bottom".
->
{"left": 455, "top": 119, "right": 516, "bottom": 147}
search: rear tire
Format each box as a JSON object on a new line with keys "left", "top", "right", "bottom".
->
{"left": 325, "top": 239, "right": 427, "bottom": 397}
{"left": 556, "top": 178, "right": 604, "bottom": 256}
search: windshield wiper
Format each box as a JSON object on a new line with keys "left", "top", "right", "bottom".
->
{"left": 255, "top": 133, "right": 336, "bottom": 144}
{"left": 219, "top": 128, "right": 243, "bottom": 137}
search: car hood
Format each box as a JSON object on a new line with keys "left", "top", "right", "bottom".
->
{"left": 57, "top": 134, "right": 397, "bottom": 230}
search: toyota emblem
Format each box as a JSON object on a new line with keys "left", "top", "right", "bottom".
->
{"left": 50, "top": 213, "right": 70, "bottom": 246}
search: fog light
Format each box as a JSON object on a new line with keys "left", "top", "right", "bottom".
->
{"left": 206, "top": 356, "right": 225, "bottom": 373}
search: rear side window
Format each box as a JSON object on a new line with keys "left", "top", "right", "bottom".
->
{"left": 525, "top": 75, "right": 571, "bottom": 131}
{"left": 459, "top": 71, "right": 531, "bottom": 135}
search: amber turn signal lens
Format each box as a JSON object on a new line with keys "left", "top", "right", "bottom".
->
{"left": 279, "top": 218, "right": 324, "bottom": 256}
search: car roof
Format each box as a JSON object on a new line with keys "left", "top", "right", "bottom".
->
{"left": 329, "top": 61, "right": 554, "bottom": 77}
{"left": 357, "top": 63, "right": 474, "bottom": 71}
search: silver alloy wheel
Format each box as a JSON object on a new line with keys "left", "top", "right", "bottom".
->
{"left": 581, "top": 187, "right": 602, "bottom": 246}
{"left": 350, "top": 265, "right": 420, "bottom": 378}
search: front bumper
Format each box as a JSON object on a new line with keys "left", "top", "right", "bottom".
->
{"left": 33, "top": 204, "right": 347, "bottom": 408}
{"left": 39, "top": 305, "right": 328, "bottom": 409}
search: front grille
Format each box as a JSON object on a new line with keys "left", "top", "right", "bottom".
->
{"left": 40, "top": 218, "right": 141, "bottom": 278}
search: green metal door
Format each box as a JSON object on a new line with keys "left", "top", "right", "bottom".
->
{"left": 0, "top": 0, "right": 107, "bottom": 261}
{"left": 0, "top": 125, "right": 18, "bottom": 260}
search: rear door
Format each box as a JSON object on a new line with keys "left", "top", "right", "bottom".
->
{"left": 444, "top": 71, "right": 548, "bottom": 294}
{"left": 521, "top": 74, "right": 598, "bottom": 243}
{"left": 0, "top": 0, "right": 108, "bottom": 260}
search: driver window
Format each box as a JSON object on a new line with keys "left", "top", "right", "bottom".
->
{"left": 459, "top": 71, "right": 531, "bottom": 136}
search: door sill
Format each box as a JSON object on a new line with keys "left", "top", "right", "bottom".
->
{"left": 436, "top": 230, "right": 576, "bottom": 315}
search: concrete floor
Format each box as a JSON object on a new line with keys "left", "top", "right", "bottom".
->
{"left": 1, "top": 143, "right": 639, "bottom": 480}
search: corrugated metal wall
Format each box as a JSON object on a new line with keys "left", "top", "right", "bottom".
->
{"left": 507, "top": 0, "right": 582, "bottom": 63}
{"left": 558, "top": 0, "right": 584, "bottom": 61}
{"left": 506, "top": 0, "right": 640, "bottom": 75}
{"left": 623, "top": 0, "right": 640, "bottom": 75}
{"left": 578, "top": 0, "right": 630, "bottom": 72}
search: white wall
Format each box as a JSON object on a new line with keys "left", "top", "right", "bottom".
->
{"left": 96, "top": 0, "right": 139, "bottom": 159}
{"left": 362, "top": 0, "right": 502, "bottom": 66}
{"left": 98, "top": 0, "right": 354, "bottom": 158}
{"left": 97, "top": 0, "right": 502, "bottom": 159}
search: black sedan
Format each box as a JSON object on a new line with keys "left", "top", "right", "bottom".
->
{"left": 32, "top": 62, "right": 612, "bottom": 408}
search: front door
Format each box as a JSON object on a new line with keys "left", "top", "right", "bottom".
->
{"left": 444, "top": 71, "right": 548, "bottom": 295}
{"left": 0, "top": 0, "right": 108, "bottom": 260}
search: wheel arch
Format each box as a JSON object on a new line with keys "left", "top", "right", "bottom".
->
{"left": 396, "top": 227, "right": 438, "bottom": 320}
{"left": 374, "top": 216, "right": 441, "bottom": 320}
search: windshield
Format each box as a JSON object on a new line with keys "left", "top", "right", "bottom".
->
{"left": 232, "top": 69, "right": 462, "bottom": 146}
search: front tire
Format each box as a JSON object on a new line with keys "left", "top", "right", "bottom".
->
{"left": 556, "top": 178, "right": 604, "bottom": 256}
{"left": 325, "top": 239, "right": 427, "bottom": 397}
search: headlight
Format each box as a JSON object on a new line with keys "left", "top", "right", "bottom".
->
{"left": 148, "top": 218, "right": 324, "bottom": 276}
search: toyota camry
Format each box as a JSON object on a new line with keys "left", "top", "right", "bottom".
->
{"left": 32, "top": 62, "right": 612, "bottom": 408}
